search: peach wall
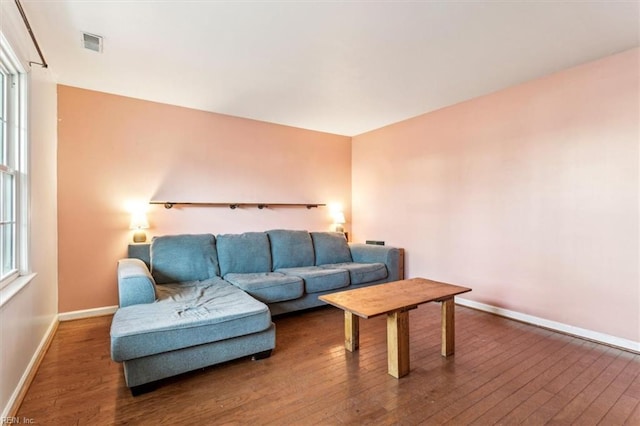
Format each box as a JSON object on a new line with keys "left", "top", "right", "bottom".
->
{"left": 57, "top": 86, "right": 351, "bottom": 312}
{"left": 352, "top": 48, "right": 639, "bottom": 343}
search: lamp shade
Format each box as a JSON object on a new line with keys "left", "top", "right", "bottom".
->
{"left": 333, "top": 211, "right": 346, "bottom": 225}
{"left": 129, "top": 211, "right": 149, "bottom": 230}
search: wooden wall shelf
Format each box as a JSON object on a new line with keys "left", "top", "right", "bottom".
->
{"left": 150, "top": 201, "right": 326, "bottom": 210}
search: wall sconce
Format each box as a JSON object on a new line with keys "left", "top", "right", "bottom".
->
{"left": 333, "top": 211, "right": 346, "bottom": 233}
{"left": 130, "top": 211, "right": 149, "bottom": 243}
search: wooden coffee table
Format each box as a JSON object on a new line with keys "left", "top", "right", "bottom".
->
{"left": 319, "top": 278, "right": 471, "bottom": 378}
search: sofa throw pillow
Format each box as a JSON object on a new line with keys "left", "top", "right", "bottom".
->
{"left": 267, "top": 229, "right": 315, "bottom": 269}
{"left": 150, "top": 234, "right": 219, "bottom": 284}
{"left": 217, "top": 232, "right": 272, "bottom": 276}
{"left": 311, "top": 232, "right": 352, "bottom": 265}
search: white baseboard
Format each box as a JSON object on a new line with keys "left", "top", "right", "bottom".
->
{"left": 59, "top": 302, "right": 640, "bottom": 352}
{"left": 2, "top": 306, "right": 118, "bottom": 417}
{"left": 456, "top": 297, "right": 640, "bottom": 353}
{"left": 58, "top": 305, "right": 118, "bottom": 321}
{"left": 2, "top": 316, "right": 58, "bottom": 419}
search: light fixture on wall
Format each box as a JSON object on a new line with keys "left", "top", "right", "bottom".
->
{"left": 130, "top": 211, "right": 149, "bottom": 243}
{"left": 333, "top": 211, "right": 346, "bottom": 233}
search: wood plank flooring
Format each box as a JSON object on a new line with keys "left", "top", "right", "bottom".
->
{"left": 16, "top": 304, "right": 640, "bottom": 425}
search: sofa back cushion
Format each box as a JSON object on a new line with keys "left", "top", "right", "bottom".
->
{"left": 217, "top": 232, "right": 272, "bottom": 276}
{"left": 267, "top": 229, "right": 315, "bottom": 269}
{"left": 311, "top": 232, "right": 352, "bottom": 265}
{"left": 150, "top": 234, "right": 219, "bottom": 284}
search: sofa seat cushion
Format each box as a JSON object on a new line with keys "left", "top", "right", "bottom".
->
{"left": 276, "top": 266, "right": 350, "bottom": 293}
{"left": 111, "top": 278, "right": 271, "bottom": 362}
{"left": 319, "top": 262, "right": 388, "bottom": 285}
{"left": 224, "top": 272, "right": 304, "bottom": 303}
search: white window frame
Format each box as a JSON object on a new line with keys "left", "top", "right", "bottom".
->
{"left": 0, "top": 33, "right": 29, "bottom": 292}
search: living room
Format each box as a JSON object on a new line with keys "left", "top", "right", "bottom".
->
{"left": 1, "top": 1, "right": 638, "bottom": 423}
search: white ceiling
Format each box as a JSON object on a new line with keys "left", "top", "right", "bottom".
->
{"left": 16, "top": 0, "right": 640, "bottom": 136}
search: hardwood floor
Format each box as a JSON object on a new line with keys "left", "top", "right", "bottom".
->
{"left": 16, "top": 304, "right": 640, "bottom": 425}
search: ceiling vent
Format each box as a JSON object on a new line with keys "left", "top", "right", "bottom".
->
{"left": 82, "top": 32, "right": 103, "bottom": 53}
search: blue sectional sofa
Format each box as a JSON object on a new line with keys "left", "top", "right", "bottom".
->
{"left": 110, "top": 230, "right": 403, "bottom": 394}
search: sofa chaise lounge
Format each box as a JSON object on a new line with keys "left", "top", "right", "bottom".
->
{"left": 110, "top": 230, "right": 403, "bottom": 393}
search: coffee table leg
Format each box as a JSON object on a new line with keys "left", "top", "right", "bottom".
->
{"left": 441, "top": 297, "right": 455, "bottom": 356}
{"left": 345, "top": 311, "right": 359, "bottom": 352}
{"left": 387, "top": 310, "right": 410, "bottom": 378}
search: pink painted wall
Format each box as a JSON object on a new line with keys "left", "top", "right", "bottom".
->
{"left": 57, "top": 86, "right": 351, "bottom": 312}
{"left": 352, "top": 48, "right": 639, "bottom": 342}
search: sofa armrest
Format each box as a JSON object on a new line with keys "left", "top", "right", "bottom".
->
{"left": 349, "top": 244, "right": 405, "bottom": 281}
{"left": 117, "top": 258, "right": 157, "bottom": 308}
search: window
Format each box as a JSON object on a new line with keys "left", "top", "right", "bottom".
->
{"left": 0, "top": 34, "right": 27, "bottom": 290}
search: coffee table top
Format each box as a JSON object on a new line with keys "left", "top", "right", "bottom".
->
{"left": 319, "top": 278, "right": 472, "bottom": 318}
